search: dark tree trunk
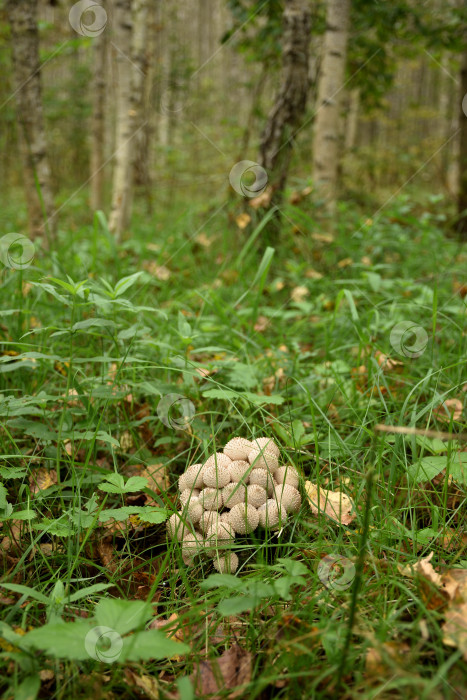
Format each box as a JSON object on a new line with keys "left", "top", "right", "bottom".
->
{"left": 258, "top": 0, "right": 311, "bottom": 202}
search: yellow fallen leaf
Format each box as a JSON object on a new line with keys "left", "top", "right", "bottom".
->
{"left": 235, "top": 212, "right": 251, "bottom": 229}
{"left": 304, "top": 481, "right": 356, "bottom": 525}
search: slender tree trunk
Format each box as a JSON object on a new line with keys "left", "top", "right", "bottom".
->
{"left": 258, "top": 0, "right": 311, "bottom": 200}
{"left": 345, "top": 88, "right": 359, "bottom": 152}
{"left": 125, "top": 0, "right": 149, "bottom": 222}
{"left": 108, "top": 0, "right": 133, "bottom": 239}
{"left": 457, "top": 43, "right": 467, "bottom": 237}
{"left": 90, "top": 5, "right": 108, "bottom": 212}
{"left": 7, "top": 0, "right": 56, "bottom": 240}
{"left": 312, "top": 0, "right": 351, "bottom": 208}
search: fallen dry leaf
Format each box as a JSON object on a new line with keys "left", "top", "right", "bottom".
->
{"left": 291, "top": 286, "right": 309, "bottom": 303}
{"left": 374, "top": 350, "right": 403, "bottom": 371}
{"left": 249, "top": 186, "right": 273, "bottom": 209}
{"left": 124, "top": 669, "right": 161, "bottom": 699}
{"left": 140, "top": 464, "right": 169, "bottom": 494}
{"left": 337, "top": 257, "right": 353, "bottom": 268}
{"left": 434, "top": 399, "right": 463, "bottom": 423}
{"left": 304, "top": 482, "right": 356, "bottom": 525}
{"left": 191, "top": 643, "right": 251, "bottom": 698}
{"left": 442, "top": 603, "right": 467, "bottom": 660}
{"left": 29, "top": 468, "right": 57, "bottom": 496}
{"left": 254, "top": 316, "right": 269, "bottom": 333}
{"left": 235, "top": 212, "right": 251, "bottom": 229}
{"left": 312, "top": 232, "right": 334, "bottom": 244}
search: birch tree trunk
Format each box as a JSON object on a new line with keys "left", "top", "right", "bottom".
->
{"left": 108, "top": 0, "right": 133, "bottom": 239}
{"left": 258, "top": 0, "right": 311, "bottom": 200}
{"left": 312, "top": 0, "right": 351, "bottom": 208}
{"left": 90, "top": 5, "right": 108, "bottom": 212}
{"left": 7, "top": 0, "right": 56, "bottom": 239}
{"left": 456, "top": 43, "right": 467, "bottom": 238}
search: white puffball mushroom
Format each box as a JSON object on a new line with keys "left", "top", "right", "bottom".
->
{"left": 180, "top": 488, "right": 200, "bottom": 506}
{"left": 222, "top": 482, "right": 246, "bottom": 508}
{"left": 200, "top": 510, "right": 221, "bottom": 534}
{"left": 220, "top": 511, "right": 231, "bottom": 523}
{"left": 249, "top": 468, "right": 276, "bottom": 495}
{"left": 205, "top": 521, "right": 235, "bottom": 556}
{"left": 229, "top": 460, "right": 251, "bottom": 483}
{"left": 181, "top": 531, "right": 204, "bottom": 560}
{"left": 198, "top": 487, "right": 223, "bottom": 511}
{"left": 167, "top": 512, "right": 193, "bottom": 541}
{"left": 185, "top": 498, "right": 203, "bottom": 524}
{"left": 252, "top": 437, "right": 280, "bottom": 457}
{"left": 274, "top": 483, "right": 302, "bottom": 513}
{"left": 203, "top": 452, "right": 232, "bottom": 470}
{"left": 213, "top": 551, "right": 239, "bottom": 574}
{"left": 247, "top": 448, "right": 279, "bottom": 471}
{"left": 223, "top": 437, "right": 253, "bottom": 461}
{"left": 180, "top": 463, "right": 205, "bottom": 491}
{"left": 275, "top": 465, "right": 300, "bottom": 489}
{"left": 203, "top": 463, "right": 231, "bottom": 489}
{"left": 246, "top": 484, "right": 267, "bottom": 508}
{"left": 258, "top": 499, "right": 287, "bottom": 529}
{"left": 228, "top": 503, "right": 259, "bottom": 534}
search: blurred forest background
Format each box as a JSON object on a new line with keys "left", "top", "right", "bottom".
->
{"left": 1, "top": 0, "right": 467, "bottom": 240}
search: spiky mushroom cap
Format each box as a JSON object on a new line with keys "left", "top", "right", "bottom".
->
{"left": 213, "top": 551, "right": 239, "bottom": 573}
{"left": 246, "top": 484, "right": 267, "bottom": 508}
{"left": 275, "top": 465, "right": 299, "bottom": 489}
{"left": 273, "top": 483, "right": 302, "bottom": 513}
{"left": 198, "top": 487, "right": 223, "bottom": 511}
{"left": 228, "top": 502, "right": 259, "bottom": 534}
{"left": 228, "top": 460, "right": 251, "bottom": 483}
{"left": 205, "top": 521, "right": 235, "bottom": 556}
{"left": 223, "top": 437, "right": 253, "bottom": 461}
{"left": 258, "top": 499, "right": 287, "bottom": 529}
{"left": 247, "top": 448, "right": 279, "bottom": 471}
{"left": 167, "top": 511, "right": 193, "bottom": 541}
{"left": 222, "top": 482, "right": 246, "bottom": 508}
{"left": 252, "top": 437, "right": 280, "bottom": 457}
{"left": 202, "top": 462, "right": 231, "bottom": 489}
{"left": 179, "top": 463, "right": 205, "bottom": 491}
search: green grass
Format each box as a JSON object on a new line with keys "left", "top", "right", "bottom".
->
{"left": 0, "top": 188, "right": 466, "bottom": 699}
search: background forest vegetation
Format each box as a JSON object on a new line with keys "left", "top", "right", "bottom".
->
{"left": 0, "top": 1, "right": 466, "bottom": 699}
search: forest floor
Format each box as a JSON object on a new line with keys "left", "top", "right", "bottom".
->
{"left": 0, "top": 188, "right": 466, "bottom": 699}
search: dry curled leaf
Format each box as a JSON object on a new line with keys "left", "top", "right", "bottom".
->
{"left": 29, "top": 468, "right": 57, "bottom": 496}
{"left": 191, "top": 643, "right": 251, "bottom": 698}
{"left": 235, "top": 212, "right": 251, "bottom": 229}
{"left": 304, "top": 481, "right": 356, "bottom": 525}
{"left": 442, "top": 603, "right": 467, "bottom": 660}
{"left": 291, "top": 286, "right": 309, "bottom": 303}
{"left": 434, "top": 399, "right": 463, "bottom": 423}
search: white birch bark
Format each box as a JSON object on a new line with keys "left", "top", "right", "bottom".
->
{"left": 312, "top": 0, "right": 351, "bottom": 207}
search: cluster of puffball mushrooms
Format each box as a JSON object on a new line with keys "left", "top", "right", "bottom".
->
{"left": 167, "top": 436, "right": 302, "bottom": 573}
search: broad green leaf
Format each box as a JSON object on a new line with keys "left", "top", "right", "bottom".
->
{"left": 98, "top": 507, "right": 142, "bottom": 522}
{"left": 120, "top": 630, "right": 189, "bottom": 661}
{"left": 136, "top": 508, "right": 168, "bottom": 524}
{"left": 200, "top": 574, "right": 244, "bottom": 591}
{"left": 407, "top": 453, "right": 467, "bottom": 485}
{"left": 13, "top": 673, "right": 40, "bottom": 700}
{"left": 99, "top": 474, "right": 148, "bottom": 493}
{"left": 23, "top": 621, "right": 92, "bottom": 660}
{"left": 68, "top": 583, "right": 112, "bottom": 603}
{"left": 0, "top": 583, "right": 49, "bottom": 604}
{"left": 0, "top": 467, "right": 27, "bottom": 479}
{"left": 217, "top": 596, "right": 257, "bottom": 616}
{"left": 10, "top": 509, "right": 37, "bottom": 520}
{"left": 95, "top": 599, "right": 151, "bottom": 635}
{"left": 114, "top": 271, "right": 143, "bottom": 297}
{"left": 72, "top": 318, "right": 115, "bottom": 332}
